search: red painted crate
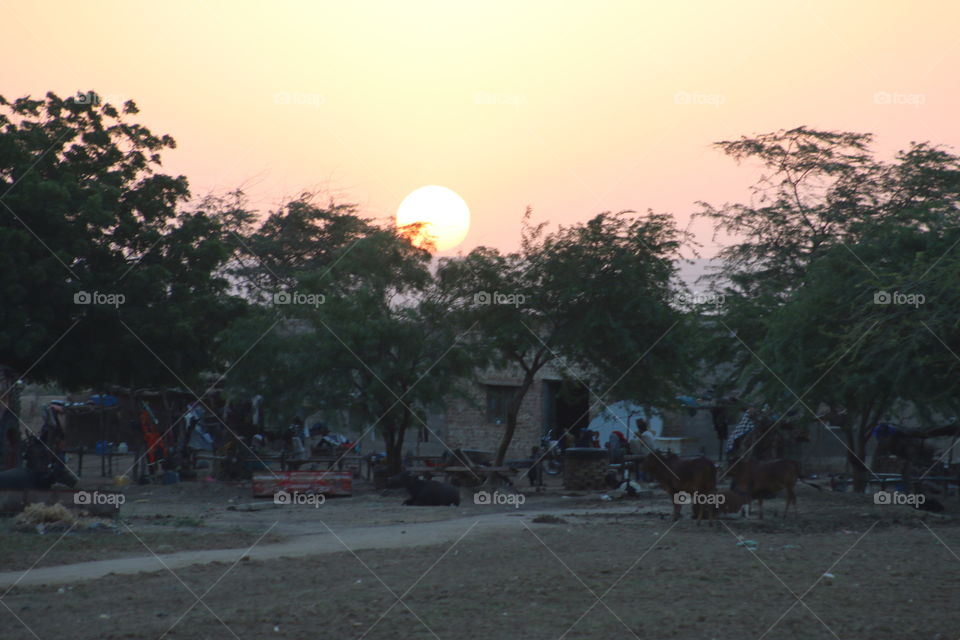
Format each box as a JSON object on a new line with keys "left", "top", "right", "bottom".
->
{"left": 252, "top": 470, "right": 352, "bottom": 498}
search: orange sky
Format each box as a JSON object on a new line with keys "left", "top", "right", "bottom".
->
{"left": 3, "top": 1, "right": 959, "bottom": 258}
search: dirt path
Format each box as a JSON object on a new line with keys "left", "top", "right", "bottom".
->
{"left": 5, "top": 499, "right": 959, "bottom": 640}
{"left": 0, "top": 505, "right": 626, "bottom": 588}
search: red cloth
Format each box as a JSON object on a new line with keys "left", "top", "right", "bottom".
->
{"left": 140, "top": 409, "right": 167, "bottom": 464}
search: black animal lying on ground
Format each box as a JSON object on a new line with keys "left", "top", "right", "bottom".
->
{"left": 0, "top": 436, "right": 78, "bottom": 490}
{"left": 0, "top": 466, "right": 76, "bottom": 490}
{"left": 916, "top": 496, "right": 945, "bottom": 513}
{"left": 386, "top": 471, "right": 460, "bottom": 506}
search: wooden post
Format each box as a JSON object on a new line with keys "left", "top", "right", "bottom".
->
{"left": 99, "top": 397, "right": 106, "bottom": 478}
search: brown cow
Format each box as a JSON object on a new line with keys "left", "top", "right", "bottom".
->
{"left": 726, "top": 458, "right": 820, "bottom": 519}
{"left": 641, "top": 451, "right": 717, "bottom": 525}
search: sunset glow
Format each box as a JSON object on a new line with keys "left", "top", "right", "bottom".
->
{"left": 4, "top": 1, "right": 958, "bottom": 255}
{"left": 396, "top": 185, "right": 471, "bottom": 252}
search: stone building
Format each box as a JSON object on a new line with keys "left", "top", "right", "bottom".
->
{"left": 400, "top": 363, "right": 590, "bottom": 461}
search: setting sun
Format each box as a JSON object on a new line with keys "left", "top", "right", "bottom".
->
{"left": 396, "top": 185, "right": 471, "bottom": 251}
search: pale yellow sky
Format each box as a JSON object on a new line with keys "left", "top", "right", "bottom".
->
{"left": 3, "top": 0, "right": 958, "bottom": 256}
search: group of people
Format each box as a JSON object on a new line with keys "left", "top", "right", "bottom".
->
{"left": 605, "top": 419, "right": 657, "bottom": 463}
{"left": 554, "top": 419, "right": 658, "bottom": 463}
{"left": 280, "top": 417, "right": 358, "bottom": 471}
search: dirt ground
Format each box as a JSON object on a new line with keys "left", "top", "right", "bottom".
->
{"left": 2, "top": 474, "right": 960, "bottom": 640}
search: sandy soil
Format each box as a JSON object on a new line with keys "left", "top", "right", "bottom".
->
{"left": 2, "top": 478, "right": 959, "bottom": 639}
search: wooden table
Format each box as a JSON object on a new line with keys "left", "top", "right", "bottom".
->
{"left": 66, "top": 447, "right": 139, "bottom": 478}
{"left": 277, "top": 454, "right": 366, "bottom": 475}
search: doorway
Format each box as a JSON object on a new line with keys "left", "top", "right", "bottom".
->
{"left": 543, "top": 380, "right": 590, "bottom": 442}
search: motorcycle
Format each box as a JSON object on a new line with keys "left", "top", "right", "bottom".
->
{"left": 540, "top": 437, "right": 563, "bottom": 476}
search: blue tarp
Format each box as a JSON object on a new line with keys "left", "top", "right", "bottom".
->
{"left": 90, "top": 394, "right": 119, "bottom": 408}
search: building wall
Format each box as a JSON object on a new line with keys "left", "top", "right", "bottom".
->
{"left": 441, "top": 378, "right": 543, "bottom": 461}
{"left": 427, "top": 364, "right": 576, "bottom": 461}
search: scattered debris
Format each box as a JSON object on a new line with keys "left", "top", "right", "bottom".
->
{"left": 12, "top": 502, "right": 120, "bottom": 534}
{"left": 226, "top": 503, "right": 271, "bottom": 512}
{"left": 14, "top": 503, "right": 75, "bottom": 532}
{"left": 613, "top": 481, "right": 651, "bottom": 499}
{"left": 532, "top": 514, "right": 566, "bottom": 524}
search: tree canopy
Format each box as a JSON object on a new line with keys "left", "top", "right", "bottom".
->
{"left": 0, "top": 92, "right": 244, "bottom": 390}
{"left": 219, "top": 196, "right": 477, "bottom": 473}
{"left": 439, "top": 208, "right": 692, "bottom": 464}
{"left": 699, "top": 126, "right": 960, "bottom": 489}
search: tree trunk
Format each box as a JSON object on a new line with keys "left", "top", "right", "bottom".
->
{"left": 849, "top": 440, "right": 870, "bottom": 492}
{"left": 384, "top": 408, "right": 412, "bottom": 475}
{"left": 0, "top": 367, "right": 20, "bottom": 471}
{"left": 847, "top": 414, "right": 875, "bottom": 493}
{"left": 494, "top": 373, "right": 535, "bottom": 466}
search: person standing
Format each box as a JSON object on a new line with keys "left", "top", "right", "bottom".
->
{"left": 711, "top": 396, "right": 733, "bottom": 461}
{"left": 607, "top": 431, "right": 624, "bottom": 464}
{"left": 281, "top": 421, "right": 308, "bottom": 471}
{"left": 632, "top": 419, "right": 656, "bottom": 454}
